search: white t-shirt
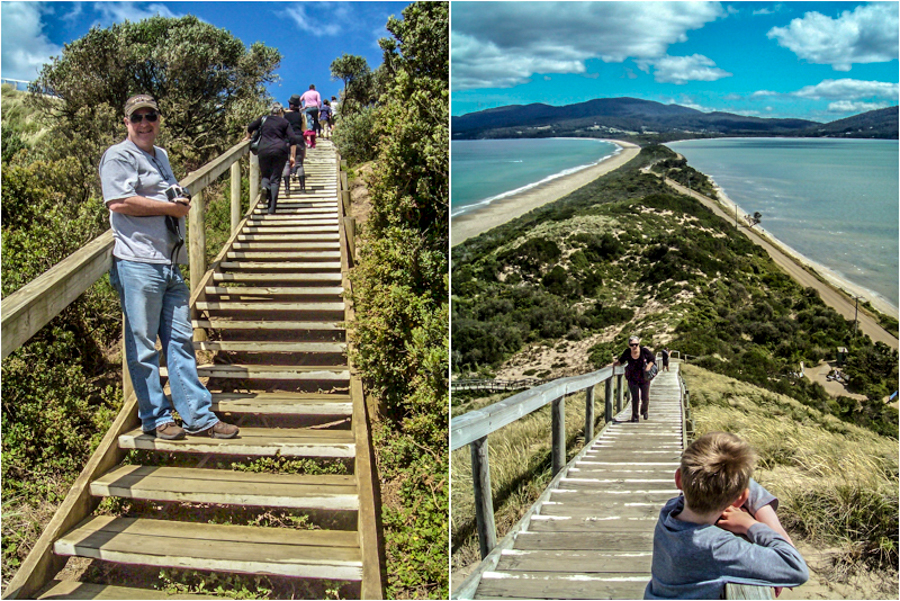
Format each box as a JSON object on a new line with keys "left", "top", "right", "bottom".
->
{"left": 99, "top": 139, "right": 187, "bottom": 264}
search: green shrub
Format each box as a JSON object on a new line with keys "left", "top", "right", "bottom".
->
{"left": 332, "top": 105, "right": 380, "bottom": 165}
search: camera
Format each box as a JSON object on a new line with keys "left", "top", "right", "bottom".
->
{"left": 164, "top": 184, "right": 191, "bottom": 203}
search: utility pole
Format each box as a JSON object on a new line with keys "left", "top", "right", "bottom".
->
{"left": 853, "top": 296, "right": 861, "bottom": 335}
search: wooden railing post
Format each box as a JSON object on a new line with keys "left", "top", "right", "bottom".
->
{"left": 604, "top": 378, "right": 614, "bottom": 423}
{"left": 249, "top": 153, "right": 259, "bottom": 204}
{"left": 584, "top": 385, "right": 595, "bottom": 441}
{"left": 470, "top": 436, "right": 496, "bottom": 559}
{"left": 230, "top": 161, "right": 242, "bottom": 234}
{"left": 616, "top": 373, "right": 624, "bottom": 412}
{"left": 551, "top": 397, "right": 565, "bottom": 476}
{"left": 188, "top": 188, "right": 205, "bottom": 293}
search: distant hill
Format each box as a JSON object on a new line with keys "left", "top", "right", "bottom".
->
{"left": 451, "top": 97, "right": 897, "bottom": 141}
{"left": 801, "top": 106, "right": 898, "bottom": 139}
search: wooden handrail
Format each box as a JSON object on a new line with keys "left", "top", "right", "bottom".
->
{"left": 725, "top": 583, "right": 775, "bottom": 599}
{"left": 450, "top": 366, "right": 623, "bottom": 451}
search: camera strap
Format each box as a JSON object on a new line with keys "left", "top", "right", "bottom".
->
{"left": 165, "top": 216, "right": 184, "bottom": 265}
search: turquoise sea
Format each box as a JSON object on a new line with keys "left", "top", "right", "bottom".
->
{"left": 451, "top": 138, "right": 620, "bottom": 218}
{"left": 668, "top": 138, "right": 898, "bottom": 311}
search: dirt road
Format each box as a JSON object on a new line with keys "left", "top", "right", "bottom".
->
{"left": 663, "top": 178, "right": 898, "bottom": 350}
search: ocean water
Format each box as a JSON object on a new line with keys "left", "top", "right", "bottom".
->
{"left": 668, "top": 137, "right": 898, "bottom": 311}
{"left": 451, "top": 138, "right": 620, "bottom": 218}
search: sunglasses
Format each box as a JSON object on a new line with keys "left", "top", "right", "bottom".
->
{"left": 129, "top": 112, "right": 159, "bottom": 123}
{"left": 629, "top": 343, "right": 639, "bottom": 347}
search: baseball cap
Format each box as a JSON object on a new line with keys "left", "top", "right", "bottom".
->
{"left": 124, "top": 94, "right": 160, "bottom": 117}
{"left": 289, "top": 94, "right": 302, "bottom": 107}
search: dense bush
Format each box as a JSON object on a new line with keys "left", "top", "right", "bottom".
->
{"left": 332, "top": 105, "right": 380, "bottom": 165}
{"left": 346, "top": 2, "right": 448, "bottom": 597}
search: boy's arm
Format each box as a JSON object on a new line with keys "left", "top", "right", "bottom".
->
{"left": 716, "top": 516, "right": 809, "bottom": 588}
{"left": 754, "top": 504, "right": 794, "bottom": 547}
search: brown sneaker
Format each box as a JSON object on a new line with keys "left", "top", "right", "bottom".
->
{"left": 195, "top": 421, "right": 239, "bottom": 439}
{"left": 154, "top": 422, "right": 186, "bottom": 440}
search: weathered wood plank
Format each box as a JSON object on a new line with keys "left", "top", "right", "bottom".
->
{"left": 225, "top": 251, "right": 341, "bottom": 260}
{"left": 197, "top": 364, "right": 349, "bottom": 380}
{"left": 212, "top": 272, "right": 342, "bottom": 282}
{"left": 54, "top": 516, "right": 363, "bottom": 580}
{"left": 494, "top": 549, "right": 652, "bottom": 574}
{"left": 193, "top": 341, "right": 346, "bottom": 353}
{"left": 204, "top": 285, "right": 344, "bottom": 296}
{"left": 1, "top": 230, "right": 114, "bottom": 359}
{"left": 726, "top": 583, "right": 776, "bottom": 600}
{"left": 476, "top": 573, "right": 648, "bottom": 600}
{"left": 192, "top": 319, "right": 343, "bottom": 331}
{"left": 196, "top": 301, "right": 344, "bottom": 312}
{"left": 37, "top": 580, "right": 220, "bottom": 600}
{"left": 207, "top": 391, "right": 352, "bottom": 415}
{"left": 218, "top": 261, "right": 343, "bottom": 270}
{"left": 118, "top": 426, "right": 355, "bottom": 457}
{"left": 91, "top": 465, "right": 358, "bottom": 509}
{"left": 231, "top": 242, "right": 341, "bottom": 250}
{"left": 526, "top": 517, "right": 657, "bottom": 533}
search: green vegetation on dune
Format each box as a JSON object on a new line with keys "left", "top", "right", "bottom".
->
{"left": 452, "top": 145, "right": 897, "bottom": 437}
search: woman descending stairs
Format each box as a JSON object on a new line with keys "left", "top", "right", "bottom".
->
{"left": 36, "top": 140, "right": 381, "bottom": 599}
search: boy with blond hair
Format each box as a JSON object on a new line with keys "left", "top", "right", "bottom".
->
{"left": 644, "top": 432, "right": 808, "bottom": 599}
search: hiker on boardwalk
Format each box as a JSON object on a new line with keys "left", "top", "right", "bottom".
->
{"left": 244, "top": 103, "right": 299, "bottom": 214}
{"left": 661, "top": 347, "right": 670, "bottom": 372}
{"left": 99, "top": 94, "right": 238, "bottom": 440}
{"left": 284, "top": 95, "right": 307, "bottom": 192}
{"left": 645, "top": 431, "right": 807, "bottom": 598}
{"left": 319, "top": 100, "right": 333, "bottom": 138}
{"left": 612, "top": 335, "right": 655, "bottom": 422}
{"left": 300, "top": 84, "right": 321, "bottom": 148}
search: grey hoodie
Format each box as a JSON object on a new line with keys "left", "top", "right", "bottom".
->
{"left": 644, "top": 480, "right": 808, "bottom": 599}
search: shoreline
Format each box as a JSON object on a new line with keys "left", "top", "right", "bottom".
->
{"left": 451, "top": 140, "right": 641, "bottom": 246}
{"left": 709, "top": 182, "right": 898, "bottom": 318}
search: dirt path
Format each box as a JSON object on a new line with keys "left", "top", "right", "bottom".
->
{"left": 663, "top": 178, "right": 898, "bottom": 350}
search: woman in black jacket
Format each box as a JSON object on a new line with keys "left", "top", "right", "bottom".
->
{"left": 245, "top": 103, "right": 299, "bottom": 214}
{"left": 612, "top": 335, "right": 656, "bottom": 422}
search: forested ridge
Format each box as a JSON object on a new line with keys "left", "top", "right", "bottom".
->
{"left": 2, "top": 4, "right": 448, "bottom": 598}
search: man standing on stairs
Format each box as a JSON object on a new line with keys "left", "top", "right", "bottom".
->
{"left": 99, "top": 94, "right": 239, "bottom": 441}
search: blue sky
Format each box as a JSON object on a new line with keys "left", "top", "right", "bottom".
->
{"left": 452, "top": 1, "right": 899, "bottom": 122}
{"left": 1, "top": 1, "right": 412, "bottom": 105}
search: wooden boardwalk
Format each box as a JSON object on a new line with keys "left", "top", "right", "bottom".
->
{"left": 470, "top": 364, "right": 684, "bottom": 599}
{"left": 31, "top": 140, "right": 381, "bottom": 599}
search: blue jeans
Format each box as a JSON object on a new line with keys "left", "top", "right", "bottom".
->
{"left": 110, "top": 258, "right": 219, "bottom": 433}
{"left": 304, "top": 108, "right": 319, "bottom": 133}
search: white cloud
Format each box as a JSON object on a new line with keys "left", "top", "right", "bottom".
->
{"left": 640, "top": 54, "right": 731, "bottom": 85}
{"left": 92, "top": 2, "right": 181, "bottom": 25}
{"left": 767, "top": 3, "right": 899, "bottom": 71}
{"left": 451, "top": 1, "right": 724, "bottom": 90}
{"left": 752, "top": 90, "right": 778, "bottom": 97}
{"left": 281, "top": 3, "right": 344, "bottom": 37}
{"left": 1, "top": 2, "right": 62, "bottom": 81}
{"left": 792, "top": 78, "right": 899, "bottom": 101}
{"left": 827, "top": 100, "right": 892, "bottom": 113}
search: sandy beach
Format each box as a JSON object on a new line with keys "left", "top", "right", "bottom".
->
{"left": 451, "top": 140, "right": 641, "bottom": 246}
{"left": 709, "top": 183, "right": 897, "bottom": 318}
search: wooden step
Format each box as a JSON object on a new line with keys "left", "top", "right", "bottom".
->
{"left": 225, "top": 251, "right": 341, "bottom": 261}
{"left": 194, "top": 341, "right": 346, "bottom": 353}
{"left": 237, "top": 233, "right": 339, "bottom": 242}
{"left": 230, "top": 242, "right": 341, "bottom": 251}
{"left": 212, "top": 272, "right": 342, "bottom": 283}
{"left": 91, "top": 465, "right": 358, "bottom": 510}
{"left": 197, "top": 364, "right": 349, "bottom": 380}
{"left": 208, "top": 391, "right": 352, "bottom": 415}
{"left": 196, "top": 301, "right": 344, "bottom": 312}
{"left": 244, "top": 219, "right": 338, "bottom": 228}
{"left": 54, "top": 516, "right": 362, "bottom": 580}
{"left": 241, "top": 226, "right": 339, "bottom": 235}
{"left": 204, "top": 286, "right": 343, "bottom": 297}
{"left": 118, "top": 426, "right": 355, "bottom": 457}
{"left": 193, "top": 319, "right": 344, "bottom": 331}
{"left": 219, "top": 261, "right": 341, "bottom": 271}
{"left": 37, "top": 579, "right": 218, "bottom": 600}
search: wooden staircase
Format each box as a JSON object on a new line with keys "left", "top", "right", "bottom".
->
{"left": 28, "top": 140, "right": 382, "bottom": 599}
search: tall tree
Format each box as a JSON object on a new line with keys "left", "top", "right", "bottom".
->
{"left": 329, "top": 53, "right": 374, "bottom": 115}
{"left": 28, "top": 15, "right": 280, "bottom": 173}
